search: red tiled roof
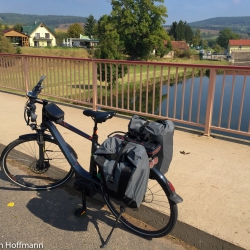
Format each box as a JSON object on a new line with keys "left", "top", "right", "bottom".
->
{"left": 2, "top": 29, "right": 13, "bottom": 34}
{"left": 164, "top": 40, "right": 189, "bottom": 49}
{"left": 229, "top": 40, "right": 250, "bottom": 46}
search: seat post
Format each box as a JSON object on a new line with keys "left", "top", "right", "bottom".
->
{"left": 89, "top": 122, "right": 98, "bottom": 176}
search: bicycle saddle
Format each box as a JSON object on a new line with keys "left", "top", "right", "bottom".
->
{"left": 83, "top": 109, "right": 116, "bottom": 123}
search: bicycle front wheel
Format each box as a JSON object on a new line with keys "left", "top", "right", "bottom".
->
{"left": 0, "top": 137, "right": 74, "bottom": 190}
{"left": 103, "top": 168, "right": 178, "bottom": 238}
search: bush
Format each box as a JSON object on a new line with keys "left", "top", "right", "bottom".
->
{"left": 0, "top": 35, "right": 15, "bottom": 53}
{"left": 16, "top": 47, "right": 22, "bottom": 54}
{"left": 174, "top": 48, "right": 191, "bottom": 59}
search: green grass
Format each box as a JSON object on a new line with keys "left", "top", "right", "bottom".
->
{"left": 21, "top": 47, "right": 89, "bottom": 58}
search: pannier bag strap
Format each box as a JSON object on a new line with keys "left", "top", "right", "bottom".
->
{"left": 109, "top": 141, "right": 128, "bottom": 183}
{"left": 139, "top": 121, "right": 150, "bottom": 134}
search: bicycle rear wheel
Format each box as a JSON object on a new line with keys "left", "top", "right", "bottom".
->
{"left": 0, "top": 137, "right": 74, "bottom": 190}
{"left": 103, "top": 168, "right": 178, "bottom": 238}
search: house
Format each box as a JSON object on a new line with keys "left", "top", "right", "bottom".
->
{"left": 169, "top": 41, "right": 189, "bottom": 50}
{"left": 228, "top": 39, "right": 250, "bottom": 53}
{"left": 22, "top": 22, "right": 57, "bottom": 47}
{"left": 2, "top": 29, "right": 29, "bottom": 47}
{"left": 63, "top": 34, "right": 99, "bottom": 48}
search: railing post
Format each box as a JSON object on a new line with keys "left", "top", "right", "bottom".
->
{"left": 92, "top": 60, "right": 97, "bottom": 111}
{"left": 204, "top": 69, "right": 216, "bottom": 136}
{"left": 22, "top": 56, "right": 29, "bottom": 92}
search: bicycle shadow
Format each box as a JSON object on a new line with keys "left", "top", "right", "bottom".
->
{"left": 25, "top": 183, "right": 141, "bottom": 245}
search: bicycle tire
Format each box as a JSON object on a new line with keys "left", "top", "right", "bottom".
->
{"left": 103, "top": 168, "right": 178, "bottom": 238}
{"left": 0, "top": 137, "right": 74, "bottom": 190}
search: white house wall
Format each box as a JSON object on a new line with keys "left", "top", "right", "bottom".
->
{"left": 29, "top": 25, "right": 56, "bottom": 47}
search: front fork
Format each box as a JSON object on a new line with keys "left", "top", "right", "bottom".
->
{"left": 37, "top": 130, "right": 45, "bottom": 168}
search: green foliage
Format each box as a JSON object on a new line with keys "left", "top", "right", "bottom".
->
{"left": 13, "top": 23, "right": 23, "bottom": 32}
{"left": 156, "top": 37, "right": 172, "bottom": 58}
{"left": 216, "top": 28, "right": 241, "bottom": 49}
{"left": 193, "top": 29, "right": 201, "bottom": 47}
{"left": 174, "top": 48, "right": 191, "bottom": 59}
{"left": 201, "top": 39, "right": 208, "bottom": 49}
{"left": 110, "top": 0, "right": 169, "bottom": 60}
{"left": 207, "top": 39, "right": 217, "bottom": 48}
{"left": 0, "top": 35, "right": 15, "bottom": 53}
{"left": 85, "top": 15, "right": 97, "bottom": 39}
{"left": 16, "top": 47, "right": 22, "bottom": 54}
{"left": 56, "top": 31, "right": 68, "bottom": 45}
{"left": 94, "top": 15, "right": 127, "bottom": 86}
{"left": 67, "top": 23, "right": 84, "bottom": 38}
{"left": 168, "top": 21, "right": 193, "bottom": 44}
{"left": 213, "top": 44, "right": 223, "bottom": 53}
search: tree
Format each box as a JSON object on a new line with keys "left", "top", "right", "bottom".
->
{"left": 168, "top": 22, "right": 178, "bottom": 40}
{"left": 216, "top": 28, "right": 241, "bottom": 49}
{"left": 0, "top": 35, "right": 15, "bottom": 53}
{"left": 67, "top": 23, "right": 84, "bottom": 38}
{"left": 56, "top": 31, "right": 68, "bottom": 45}
{"left": 184, "top": 22, "right": 193, "bottom": 44}
{"left": 193, "top": 29, "right": 201, "bottom": 47}
{"left": 85, "top": 15, "right": 97, "bottom": 39}
{"left": 213, "top": 44, "right": 223, "bottom": 53}
{"left": 110, "top": 0, "right": 169, "bottom": 60}
{"left": 168, "top": 21, "right": 193, "bottom": 44}
{"left": 94, "top": 15, "right": 126, "bottom": 86}
{"left": 176, "top": 20, "right": 185, "bottom": 41}
{"left": 4, "top": 24, "right": 10, "bottom": 30}
{"left": 13, "top": 24, "right": 23, "bottom": 33}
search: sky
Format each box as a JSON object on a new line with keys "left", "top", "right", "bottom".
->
{"left": 0, "top": 0, "right": 249, "bottom": 25}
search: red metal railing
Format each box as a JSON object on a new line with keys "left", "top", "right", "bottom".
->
{"left": 0, "top": 53, "right": 249, "bottom": 139}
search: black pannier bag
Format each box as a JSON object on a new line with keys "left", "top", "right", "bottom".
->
{"left": 128, "top": 115, "right": 174, "bottom": 174}
{"left": 93, "top": 137, "right": 150, "bottom": 208}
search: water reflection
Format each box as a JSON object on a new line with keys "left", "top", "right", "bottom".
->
{"left": 99, "top": 74, "right": 250, "bottom": 139}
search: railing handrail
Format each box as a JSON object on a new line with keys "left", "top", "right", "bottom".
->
{"left": 1, "top": 53, "right": 250, "bottom": 71}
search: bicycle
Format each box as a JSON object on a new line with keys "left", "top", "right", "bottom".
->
{"left": 0, "top": 76, "right": 183, "bottom": 247}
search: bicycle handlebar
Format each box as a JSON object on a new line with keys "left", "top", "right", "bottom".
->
{"left": 26, "top": 75, "right": 46, "bottom": 99}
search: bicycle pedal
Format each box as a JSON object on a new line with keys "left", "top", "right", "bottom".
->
{"left": 74, "top": 208, "right": 87, "bottom": 217}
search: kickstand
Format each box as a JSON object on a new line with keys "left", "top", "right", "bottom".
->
{"left": 100, "top": 206, "right": 125, "bottom": 248}
{"left": 74, "top": 188, "right": 87, "bottom": 217}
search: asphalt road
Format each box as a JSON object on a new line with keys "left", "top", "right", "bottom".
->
{"left": 0, "top": 143, "right": 197, "bottom": 250}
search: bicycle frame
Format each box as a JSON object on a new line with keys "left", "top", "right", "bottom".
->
{"left": 40, "top": 117, "right": 101, "bottom": 187}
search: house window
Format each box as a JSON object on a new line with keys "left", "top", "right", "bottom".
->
{"left": 45, "top": 33, "right": 50, "bottom": 39}
{"left": 35, "top": 33, "right": 40, "bottom": 38}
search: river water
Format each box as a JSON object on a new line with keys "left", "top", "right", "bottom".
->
{"left": 159, "top": 74, "right": 250, "bottom": 139}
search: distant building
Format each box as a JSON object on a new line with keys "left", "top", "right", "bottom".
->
{"left": 63, "top": 34, "right": 99, "bottom": 48}
{"left": 22, "top": 22, "right": 57, "bottom": 47}
{"left": 228, "top": 39, "right": 250, "bottom": 53}
{"left": 2, "top": 29, "right": 29, "bottom": 47}
{"left": 169, "top": 41, "right": 189, "bottom": 50}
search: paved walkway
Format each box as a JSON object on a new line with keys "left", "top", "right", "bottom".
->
{"left": 0, "top": 91, "right": 249, "bottom": 250}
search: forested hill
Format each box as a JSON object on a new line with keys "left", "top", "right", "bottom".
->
{"left": 188, "top": 16, "right": 250, "bottom": 32}
{"left": 0, "top": 13, "right": 87, "bottom": 27}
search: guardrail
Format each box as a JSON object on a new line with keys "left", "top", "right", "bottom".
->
{"left": 0, "top": 53, "right": 249, "bottom": 139}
